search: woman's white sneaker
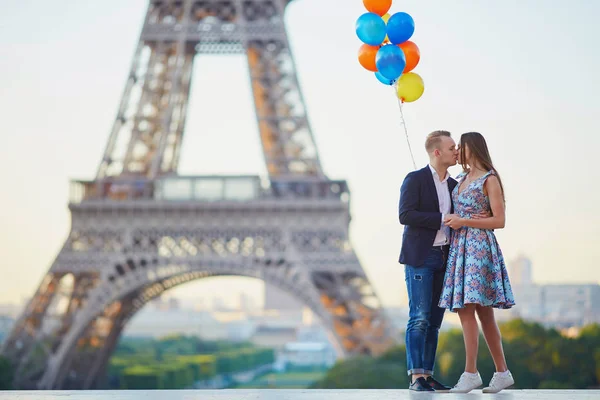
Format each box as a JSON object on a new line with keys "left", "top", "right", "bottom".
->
{"left": 449, "top": 371, "right": 483, "bottom": 393}
{"left": 482, "top": 371, "right": 515, "bottom": 393}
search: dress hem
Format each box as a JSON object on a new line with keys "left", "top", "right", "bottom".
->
{"left": 440, "top": 300, "right": 515, "bottom": 313}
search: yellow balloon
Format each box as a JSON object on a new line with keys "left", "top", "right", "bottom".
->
{"left": 396, "top": 72, "right": 425, "bottom": 103}
{"left": 382, "top": 13, "right": 391, "bottom": 43}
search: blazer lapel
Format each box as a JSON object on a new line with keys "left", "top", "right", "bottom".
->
{"left": 424, "top": 166, "right": 440, "bottom": 211}
{"left": 448, "top": 178, "right": 457, "bottom": 213}
{"left": 448, "top": 178, "right": 458, "bottom": 195}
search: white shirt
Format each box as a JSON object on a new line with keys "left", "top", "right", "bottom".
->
{"left": 428, "top": 164, "right": 451, "bottom": 246}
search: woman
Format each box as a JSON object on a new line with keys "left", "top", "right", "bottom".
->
{"left": 439, "top": 132, "right": 516, "bottom": 394}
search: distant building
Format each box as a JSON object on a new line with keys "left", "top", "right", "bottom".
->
{"left": 225, "top": 320, "right": 256, "bottom": 342}
{"left": 501, "top": 255, "right": 600, "bottom": 328}
{"left": 0, "top": 302, "right": 25, "bottom": 319}
{"left": 124, "top": 308, "right": 228, "bottom": 339}
{"left": 508, "top": 254, "right": 533, "bottom": 286}
{"left": 296, "top": 325, "right": 329, "bottom": 343}
{"left": 212, "top": 296, "right": 229, "bottom": 311}
{"left": 509, "top": 283, "right": 600, "bottom": 328}
{"left": 239, "top": 292, "right": 256, "bottom": 312}
{"left": 168, "top": 297, "right": 180, "bottom": 310}
{"left": 504, "top": 284, "right": 545, "bottom": 322}
{"left": 264, "top": 283, "right": 303, "bottom": 311}
{"left": 276, "top": 342, "right": 336, "bottom": 370}
{"left": 251, "top": 326, "right": 298, "bottom": 349}
{"left": 539, "top": 284, "right": 600, "bottom": 327}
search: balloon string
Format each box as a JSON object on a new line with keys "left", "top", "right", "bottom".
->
{"left": 393, "top": 85, "right": 417, "bottom": 170}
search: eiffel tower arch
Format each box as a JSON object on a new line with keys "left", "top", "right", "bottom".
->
{"left": 1, "top": 0, "right": 396, "bottom": 389}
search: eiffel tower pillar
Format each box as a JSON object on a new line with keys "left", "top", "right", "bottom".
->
{"left": 1, "top": 0, "right": 397, "bottom": 389}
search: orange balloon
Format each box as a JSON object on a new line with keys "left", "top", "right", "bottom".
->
{"left": 363, "top": 0, "right": 392, "bottom": 16}
{"left": 358, "top": 44, "right": 379, "bottom": 72}
{"left": 398, "top": 41, "right": 421, "bottom": 73}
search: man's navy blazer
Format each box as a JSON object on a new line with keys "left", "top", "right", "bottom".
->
{"left": 398, "top": 166, "right": 458, "bottom": 267}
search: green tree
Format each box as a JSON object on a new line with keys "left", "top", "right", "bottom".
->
{"left": 156, "top": 335, "right": 198, "bottom": 355}
{"left": 311, "top": 356, "right": 406, "bottom": 389}
{"left": 0, "top": 356, "right": 13, "bottom": 389}
{"left": 378, "top": 345, "right": 406, "bottom": 364}
{"left": 574, "top": 324, "right": 600, "bottom": 388}
{"left": 498, "top": 319, "right": 600, "bottom": 389}
{"left": 436, "top": 328, "right": 466, "bottom": 384}
{"left": 499, "top": 319, "right": 554, "bottom": 388}
{"left": 310, "top": 319, "right": 600, "bottom": 390}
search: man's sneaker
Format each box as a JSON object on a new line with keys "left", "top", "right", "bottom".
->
{"left": 450, "top": 371, "right": 483, "bottom": 393}
{"left": 426, "top": 376, "right": 451, "bottom": 392}
{"left": 482, "top": 371, "right": 514, "bottom": 393}
{"left": 409, "top": 377, "right": 435, "bottom": 392}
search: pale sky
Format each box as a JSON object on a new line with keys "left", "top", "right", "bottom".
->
{"left": 1, "top": 0, "right": 599, "bottom": 309}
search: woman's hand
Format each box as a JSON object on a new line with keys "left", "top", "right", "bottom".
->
{"left": 444, "top": 214, "right": 464, "bottom": 229}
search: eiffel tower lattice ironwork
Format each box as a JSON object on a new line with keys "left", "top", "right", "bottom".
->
{"left": 1, "top": 0, "right": 396, "bottom": 389}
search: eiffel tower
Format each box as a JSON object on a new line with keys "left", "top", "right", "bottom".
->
{"left": 1, "top": 0, "right": 396, "bottom": 389}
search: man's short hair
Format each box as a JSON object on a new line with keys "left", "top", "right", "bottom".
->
{"left": 425, "top": 130, "right": 451, "bottom": 153}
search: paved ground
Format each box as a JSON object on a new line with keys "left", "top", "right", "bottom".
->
{"left": 1, "top": 390, "right": 599, "bottom": 399}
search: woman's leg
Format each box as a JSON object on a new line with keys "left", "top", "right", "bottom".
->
{"left": 476, "top": 306, "right": 508, "bottom": 372}
{"left": 457, "top": 304, "right": 479, "bottom": 373}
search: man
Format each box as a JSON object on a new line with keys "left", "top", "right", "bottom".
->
{"left": 398, "top": 130, "right": 458, "bottom": 392}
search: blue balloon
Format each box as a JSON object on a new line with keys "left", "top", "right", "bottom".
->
{"left": 355, "top": 13, "right": 386, "bottom": 46}
{"left": 376, "top": 44, "right": 406, "bottom": 81}
{"left": 386, "top": 12, "right": 415, "bottom": 45}
{"left": 375, "top": 71, "right": 395, "bottom": 85}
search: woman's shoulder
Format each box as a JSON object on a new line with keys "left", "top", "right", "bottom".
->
{"left": 482, "top": 170, "right": 499, "bottom": 182}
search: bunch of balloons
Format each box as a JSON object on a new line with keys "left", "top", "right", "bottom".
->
{"left": 356, "top": 0, "right": 424, "bottom": 103}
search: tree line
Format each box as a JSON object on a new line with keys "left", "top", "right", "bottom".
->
{"left": 312, "top": 319, "right": 600, "bottom": 389}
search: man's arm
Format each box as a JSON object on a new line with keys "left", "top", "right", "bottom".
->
{"left": 399, "top": 172, "right": 443, "bottom": 230}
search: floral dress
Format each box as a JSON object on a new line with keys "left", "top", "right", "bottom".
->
{"left": 438, "top": 171, "right": 515, "bottom": 312}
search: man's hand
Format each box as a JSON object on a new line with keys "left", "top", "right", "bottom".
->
{"left": 472, "top": 210, "right": 492, "bottom": 219}
{"left": 444, "top": 214, "right": 464, "bottom": 229}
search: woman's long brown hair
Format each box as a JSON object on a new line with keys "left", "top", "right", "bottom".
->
{"left": 460, "top": 132, "right": 505, "bottom": 202}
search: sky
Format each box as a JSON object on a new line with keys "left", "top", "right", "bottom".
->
{"left": 0, "top": 0, "right": 599, "bottom": 309}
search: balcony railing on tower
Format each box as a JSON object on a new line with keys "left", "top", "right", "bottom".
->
{"left": 69, "top": 176, "right": 350, "bottom": 204}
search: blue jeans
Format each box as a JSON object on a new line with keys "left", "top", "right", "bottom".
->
{"left": 404, "top": 246, "right": 447, "bottom": 376}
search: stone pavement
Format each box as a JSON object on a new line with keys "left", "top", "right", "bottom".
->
{"left": 1, "top": 390, "right": 599, "bottom": 400}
